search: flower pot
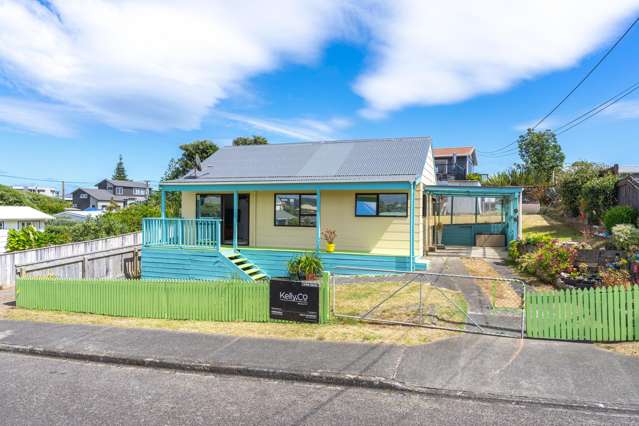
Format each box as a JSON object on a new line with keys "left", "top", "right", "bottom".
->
{"left": 326, "top": 243, "right": 335, "bottom": 253}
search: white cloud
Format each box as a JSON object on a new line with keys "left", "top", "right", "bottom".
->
{"left": 1, "top": 0, "right": 639, "bottom": 134}
{"left": 0, "top": 0, "right": 352, "bottom": 132}
{"left": 354, "top": 1, "right": 639, "bottom": 118}
{"left": 216, "top": 111, "right": 351, "bottom": 141}
{"left": 602, "top": 99, "right": 639, "bottom": 119}
{"left": 0, "top": 97, "right": 75, "bottom": 137}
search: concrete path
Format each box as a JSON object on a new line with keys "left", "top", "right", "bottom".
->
{"left": 0, "top": 319, "right": 638, "bottom": 411}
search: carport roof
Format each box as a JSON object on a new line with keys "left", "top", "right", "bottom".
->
{"left": 424, "top": 185, "right": 522, "bottom": 197}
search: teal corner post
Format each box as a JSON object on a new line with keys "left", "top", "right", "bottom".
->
{"left": 160, "top": 190, "right": 166, "bottom": 218}
{"left": 409, "top": 181, "right": 415, "bottom": 271}
{"left": 233, "top": 191, "right": 238, "bottom": 250}
{"left": 315, "top": 188, "right": 321, "bottom": 253}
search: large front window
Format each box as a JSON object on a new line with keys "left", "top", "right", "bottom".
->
{"left": 197, "top": 194, "right": 222, "bottom": 218}
{"left": 274, "top": 194, "right": 316, "bottom": 227}
{"left": 355, "top": 193, "right": 408, "bottom": 217}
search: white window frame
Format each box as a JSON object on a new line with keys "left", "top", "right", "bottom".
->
{"left": 79, "top": 193, "right": 88, "bottom": 199}
{"left": 115, "top": 187, "right": 124, "bottom": 195}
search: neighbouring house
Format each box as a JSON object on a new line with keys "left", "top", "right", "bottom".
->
{"left": 11, "top": 185, "right": 60, "bottom": 198}
{"left": 432, "top": 146, "right": 478, "bottom": 182}
{"left": 54, "top": 208, "right": 105, "bottom": 222}
{"left": 72, "top": 179, "right": 150, "bottom": 211}
{"left": 609, "top": 164, "right": 639, "bottom": 177}
{"left": 72, "top": 188, "right": 128, "bottom": 210}
{"left": 617, "top": 175, "right": 639, "bottom": 211}
{"left": 142, "top": 138, "right": 523, "bottom": 281}
{"left": 95, "top": 179, "right": 150, "bottom": 204}
{"left": 0, "top": 206, "right": 54, "bottom": 253}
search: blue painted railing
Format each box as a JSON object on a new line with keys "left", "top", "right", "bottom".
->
{"left": 142, "top": 218, "right": 221, "bottom": 250}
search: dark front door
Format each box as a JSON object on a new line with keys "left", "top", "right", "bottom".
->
{"left": 197, "top": 194, "right": 250, "bottom": 246}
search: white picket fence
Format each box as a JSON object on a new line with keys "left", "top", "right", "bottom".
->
{"left": 0, "top": 232, "right": 142, "bottom": 288}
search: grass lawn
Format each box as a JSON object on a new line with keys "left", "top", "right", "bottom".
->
{"left": 522, "top": 214, "right": 582, "bottom": 241}
{"left": 459, "top": 258, "right": 522, "bottom": 309}
{"left": 2, "top": 281, "right": 467, "bottom": 346}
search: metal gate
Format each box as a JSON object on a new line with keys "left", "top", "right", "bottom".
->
{"left": 331, "top": 266, "right": 527, "bottom": 338}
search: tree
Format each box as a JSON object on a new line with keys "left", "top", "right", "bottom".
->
{"left": 516, "top": 129, "right": 565, "bottom": 184}
{"left": 112, "top": 154, "right": 129, "bottom": 180}
{"left": 232, "top": 135, "right": 268, "bottom": 146}
{"left": 163, "top": 140, "right": 219, "bottom": 181}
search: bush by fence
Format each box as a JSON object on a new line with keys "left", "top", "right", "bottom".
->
{"left": 16, "top": 275, "right": 330, "bottom": 324}
{"left": 526, "top": 285, "right": 639, "bottom": 342}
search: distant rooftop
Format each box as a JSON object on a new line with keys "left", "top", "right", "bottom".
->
{"left": 74, "top": 188, "right": 128, "bottom": 201}
{"left": 0, "top": 206, "right": 53, "bottom": 221}
{"left": 101, "top": 179, "right": 149, "bottom": 188}
{"left": 165, "top": 137, "right": 432, "bottom": 185}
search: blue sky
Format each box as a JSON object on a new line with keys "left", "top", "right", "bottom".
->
{"left": 1, "top": 1, "right": 638, "bottom": 194}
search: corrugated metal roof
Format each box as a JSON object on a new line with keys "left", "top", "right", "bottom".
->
{"left": 0, "top": 206, "right": 54, "bottom": 221}
{"left": 166, "top": 137, "right": 432, "bottom": 185}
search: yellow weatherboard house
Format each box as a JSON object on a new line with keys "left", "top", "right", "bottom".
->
{"left": 142, "top": 138, "right": 523, "bottom": 281}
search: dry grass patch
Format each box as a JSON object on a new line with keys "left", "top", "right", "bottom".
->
{"left": 0, "top": 281, "right": 468, "bottom": 346}
{"left": 597, "top": 342, "right": 639, "bottom": 358}
{"left": 335, "top": 281, "right": 467, "bottom": 327}
{"left": 460, "top": 258, "right": 521, "bottom": 309}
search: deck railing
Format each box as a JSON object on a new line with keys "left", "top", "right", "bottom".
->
{"left": 142, "top": 218, "right": 221, "bottom": 250}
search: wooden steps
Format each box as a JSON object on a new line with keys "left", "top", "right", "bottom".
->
{"left": 223, "top": 252, "right": 268, "bottom": 281}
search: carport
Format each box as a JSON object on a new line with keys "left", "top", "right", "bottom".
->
{"left": 424, "top": 185, "right": 523, "bottom": 247}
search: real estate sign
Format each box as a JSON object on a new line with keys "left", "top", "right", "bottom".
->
{"left": 269, "top": 279, "right": 320, "bottom": 323}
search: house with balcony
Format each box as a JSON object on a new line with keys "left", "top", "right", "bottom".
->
{"left": 143, "top": 138, "right": 523, "bottom": 281}
{"left": 433, "top": 147, "right": 478, "bottom": 182}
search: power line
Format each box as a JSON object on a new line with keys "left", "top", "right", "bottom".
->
{"left": 479, "top": 15, "right": 638, "bottom": 156}
{"left": 532, "top": 16, "right": 638, "bottom": 130}
{"left": 555, "top": 84, "right": 639, "bottom": 135}
{"left": 0, "top": 174, "right": 161, "bottom": 186}
{"left": 553, "top": 80, "right": 639, "bottom": 132}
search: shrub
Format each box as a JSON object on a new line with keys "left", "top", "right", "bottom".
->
{"left": 0, "top": 184, "right": 69, "bottom": 214}
{"left": 600, "top": 269, "right": 632, "bottom": 288}
{"left": 6, "top": 226, "right": 68, "bottom": 252}
{"left": 579, "top": 174, "right": 618, "bottom": 223}
{"left": 611, "top": 224, "right": 639, "bottom": 251}
{"left": 508, "top": 233, "right": 553, "bottom": 260}
{"left": 603, "top": 206, "right": 638, "bottom": 232}
{"left": 557, "top": 162, "right": 603, "bottom": 217}
{"left": 516, "top": 241, "right": 577, "bottom": 283}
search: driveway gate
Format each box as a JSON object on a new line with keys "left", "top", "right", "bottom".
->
{"left": 332, "top": 266, "right": 527, "bottom": 338}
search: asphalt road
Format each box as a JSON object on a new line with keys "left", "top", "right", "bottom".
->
{"left": 0, "top": 353, "right": 636, "bottom": 425}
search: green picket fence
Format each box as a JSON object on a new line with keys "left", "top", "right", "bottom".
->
{"left": 525, "top": 285, "right": 639, "bottom": 341}
{"left": 16, "top": 274, "right": 330, "bottom": 324}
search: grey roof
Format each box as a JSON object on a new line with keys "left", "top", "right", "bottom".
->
{"left": 166, "top": 137, "right": 432, "bottom": 185}
{"left": 74, "top": 188, "right": 128, "bottom": 201}
{"left": 101, "top": 179, "right": 148, "bottom": 188}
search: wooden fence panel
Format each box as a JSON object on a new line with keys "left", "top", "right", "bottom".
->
{"left": 526, "top": 285, "right": 639, "bottom": 342}
{"left": 0, "top": 232, "right": 141, "bottom": 288}
{"left": 15, "top": 274, "right": 331, "bottom": 324}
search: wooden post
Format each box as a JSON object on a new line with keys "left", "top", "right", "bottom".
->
{"left": 233, "top": 191, "right": 238, "bottom": 250}
{"left": 82, "top": 256, "right": 88, "bottom": 279}
{"left": 315, "top": 188, "right": 321, "bottom": 253}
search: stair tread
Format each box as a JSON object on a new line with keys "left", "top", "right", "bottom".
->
{"left": 231, "top": 258, "right": 247, "bottom": 264}
{"left": 244, "top": 268, "right": 260, "bottom": 275}
{"left": 252, "top": 273, "right": 267, "bottom": 280}
{"left": 238, "top": 263, "right": 254, "bottom": 269}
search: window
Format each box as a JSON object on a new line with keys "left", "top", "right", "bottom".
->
{"left": 79, "top": 193, "right": 88, "bottom": 199}
{"left": 274, "top": 194, "right": 316, "bottom": 227}
{"left": 0, "top": 221, "right": 4, "bottom": 230}
{"left": 115, "top": 187, "right": 123, "bottom": 195}
{"left": 133, "top": 188, "right": 147, "bottom": 196}
{"left": 197, "top": 194, "right": 222, "bottom": 218}
{"left": 355, "top": 193, "right": 408, "bottom": 217}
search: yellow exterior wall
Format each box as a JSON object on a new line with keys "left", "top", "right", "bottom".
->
{"left": 178, "top": 189, "right": 423, "bottom": 256}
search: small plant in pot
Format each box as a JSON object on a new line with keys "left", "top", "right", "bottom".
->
{"left": 286, "top": 253, "right": 323, "bottom": 281}
{"left": 299, "top": 253, "right": 323, "bottom": 281}
{"left": 322, "top": 229, "right": 337, "bottom": 253}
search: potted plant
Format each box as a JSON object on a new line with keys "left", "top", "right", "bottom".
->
{"left": 322, "top": 229, "right": 337, "bottom": 253}
{"left": 298, "top": 253, "right": 323, "bottom": 281}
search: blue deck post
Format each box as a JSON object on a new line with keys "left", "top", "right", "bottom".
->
{"left": 409, "top": 181, "right": 415, "bottom": 271}
{"left": 216, "top": 220, "right": 221, "bottom": 251}
{"left": 316, "top": 188, "right": 321, "bottom": 253}
{"left": 233, "top": 191, "right": 238, "bottom": 250}
{"left": 160, "top": 190, "right": 166, "bottom": 218}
